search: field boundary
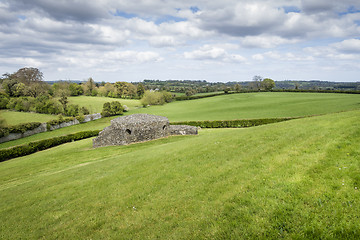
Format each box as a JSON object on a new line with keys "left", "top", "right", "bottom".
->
{"left": 0, "top": 130, "right": 100, "bottom": 162}
{"left": 170, "top": 117, "right": 299, "bottom": 128}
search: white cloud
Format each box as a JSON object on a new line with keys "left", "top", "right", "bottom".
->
{"left": 184, "top": 45, "right": 246, "bottom": 62}
{"left": 0, "top": 0, "right": 360, "bottom": 82}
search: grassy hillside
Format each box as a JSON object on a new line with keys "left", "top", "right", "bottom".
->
{"left": 0, "top": 110, "right": 58, "bottom": 126}
{"left": 68, "top": 96, "right": 141, "bottom": 113}
{"left": 133, "top": 92, "right": 360, "bottom": 121}
{"left": 0, "top": 110, "right": 359, "bottom": 239}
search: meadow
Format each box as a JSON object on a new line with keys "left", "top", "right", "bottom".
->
{"left": 0, "top": 110, "right": 359, "bottom": 239}
{"left": 68, "top": 96, "right": 142, "bottom": 113}
{"left": 1, "top": 92, "right": 360, "bottom": 239}
{"left": 132, "top": 92, "right": 360, "bottom": 121}
{"left": 0, "top": 110, "right": 58, "bottom": 126}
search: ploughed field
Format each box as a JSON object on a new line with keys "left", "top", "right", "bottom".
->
{"left": 0, "top": 109, "right": 359, "bottom": 239}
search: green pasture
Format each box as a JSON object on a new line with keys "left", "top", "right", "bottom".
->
{"left": 0, "top": 116, "right": 117, "bottom": 149}
{"left": 0, "top": 110, "right": 57, "bottom": 126}
{"left": 68, "top": 96, "right": 141, "bottom": 113}
{"left": 0, "top": 110, "right": 359, "bottom": 239}
{"left": 133, "top": 92, "right": 360, "bottom": 121}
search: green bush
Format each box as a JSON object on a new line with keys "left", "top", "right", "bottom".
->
{"left": 0, "top": 130, "right": 100, "bottom": 162}
{"left": 171, "top": 118, "right": 297, "bottom": 128}
{"left": 0, "top": 122, "right": 42, "bottom": 138}
{"left": 101, "top": 101, "right": 123, "bottom": 117}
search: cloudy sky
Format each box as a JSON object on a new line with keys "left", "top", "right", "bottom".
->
{"left": 1, "top": 0, "right": 360, "bottom": 82}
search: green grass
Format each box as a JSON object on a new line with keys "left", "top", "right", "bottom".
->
{"left": 0, "top": 110, "right": 359, "bottom": 239}
{"left": 132, "top": 92, "right": 360, "bottom": 121}
{"left": 68, "top": 96, "right": 142, "bottom": 113}
{"left": 0, "top": 116, "right": 117, "bottom": 149}
{"left": 0, "top": 110, "right": 58, "bottom": 126}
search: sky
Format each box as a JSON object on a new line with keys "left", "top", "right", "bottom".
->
{"left": 0, "top": 0, "right": 360, "bottom": 83}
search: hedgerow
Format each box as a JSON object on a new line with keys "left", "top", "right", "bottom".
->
{"left": 170, "top": 117, "right": 297, "bottom": 128}
{"left": 0, "top": 122, "right": 42, "bottom": 138}
{"left": 0, "top": 130, "right": 100, "bottom": 162}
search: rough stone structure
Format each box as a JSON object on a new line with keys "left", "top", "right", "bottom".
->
{"left": 93, "top": 114, "right": 198, "bottom": 148}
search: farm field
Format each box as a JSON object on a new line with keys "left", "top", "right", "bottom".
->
{"left": 68, "top": 96, "right": 142, "bottom": 113}
{"left": 134, "top": 92, "right": 360, "bottom": 121}
{"left": 0, "top": 110, "right": 359, "bottom": 239}
{"left": 0, "top": 110, "right": 58, "bottom": 126}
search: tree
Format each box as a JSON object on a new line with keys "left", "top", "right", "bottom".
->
{"left": 261, "top": 78, "right": 275, "bottom": 91}
{"left": 234, "top": 84, "right": 242, "bottom": 92}
{"left": 252, "top": 75, "right": 263, "bottom": 91}
{"left": 83, "top": 77, "right": 96, "bottom": 96}
{"left": 136, "top": 83, "right": 145, "bottom": 98}
{"left": 58, "top": 94, "right": 68, "bottom": 112}
{"left": 13, "top": 67, "right": 43, "bottom": 85}
{"left": 115, "top": 82, "right": 136, "bottom": 98}
{"left": 69, "top": 83, "right": 84, "bottom": 96}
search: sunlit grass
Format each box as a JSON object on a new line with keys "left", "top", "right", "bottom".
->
{"left": 0, "top": 110, "right": 57, "bottom": 126}
{"left": 68, "top": 96, "right": 142, "bottom": 113}
{"left": 0, "top": 110, "right": 359, "bottom": 239}
{"left": 132, "top": 92, "right": 360, "bottom": 121}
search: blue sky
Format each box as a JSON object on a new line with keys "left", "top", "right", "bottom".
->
{"left": 0, "top": 0, "right": 360, "bottom": 82}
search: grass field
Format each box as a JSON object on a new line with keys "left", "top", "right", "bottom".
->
{"left": 68, "top": 96, "right": 142, "bottom": 113}
{"left": 0, "top": 110, "right": 359, "bottom": 239}
{"left": 0, "top": 116, "right": 117, "bottom": 149}
{"left": 133, "top": 92, "right": 360, "bottom": 121}
{"left": 0, "top": 110, "right": 58, "bottom": 126}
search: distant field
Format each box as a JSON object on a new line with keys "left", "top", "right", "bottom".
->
{"left": 0, "top": 110, "right": 359, "bottom": 239}
{"left": 132, "top": 92, "right": 360, "bottom": 121}
{"left": 68, "top": 96, "right": 142, "bottom": 113}
{"left": 0, "top": 110, "right": 57, "bottom": 126}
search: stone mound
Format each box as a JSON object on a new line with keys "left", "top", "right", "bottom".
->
{"left": 93, "top": 114, "right": 197, "bottom": 148}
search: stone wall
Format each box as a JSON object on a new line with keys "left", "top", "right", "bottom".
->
{"left": 0, "top": 123, "right": 47, "bottom": 144}
{"left": 0, "top": 113, "right": 102, "bottom": 144}
{"left": 93, "top": 114, "right": 198, "bottom": 148}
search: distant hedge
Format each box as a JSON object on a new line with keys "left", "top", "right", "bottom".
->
{"left": 0, "top": 130, "right": 100, "bottom": 162}
{"left": 0, "top": 122, "right": 42, "bottom": 138}
{"left": 175, "top": 89, "right": 360, "bottom": 102}
{"left": 271, "top": 89, "right": 360, "bottom": 94}
{"left": 170, "top": 117, "right": 297, "bottom": 128}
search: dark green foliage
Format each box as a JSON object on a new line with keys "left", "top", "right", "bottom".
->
{"left": 0, "top": 122, "right": 42, "bottom": 138}
{"left": 101, "top": 102, "right": 111, "bottom": 117}
{"left": 171, "top": 117, "right": 297, "bottom": 128}
{"left": 0, "top": 130, "right": 100, "bottom": 162}
{"left": 69, "top": 83, "right": 84, "bottom": 96}
{"left": 65, "top": 104, "right": 79, "bottom": 116}
{"left": 136, "top": 83, "right": 145, "bottom": 98}
{"left": 80, "top": 106, "right": 90, "bottom": 115}
{"left": 110, "top": 101, "right": 124, "bottom": 115}
{"left": 101, "top": 101, "right": 123, "bottom": 117}
{"left": 0, "top": 93, "right": 9, "bottom": 109}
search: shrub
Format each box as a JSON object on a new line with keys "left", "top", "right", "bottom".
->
{"left": 0, "top": 122, "right": 42, "bottom": 138}
{"left": 0, "top": 130, "right": 100, "bottom": 162}
{"left": 101, "top": 101, "right": 123, "bottom": 117}
{"left": 171, "top": 118, "right": 297, "bottom": 128}
{"left": 0, "top": 94, "right": 9, "bottom": 109}
{"left": 140, "top": 91, "right": 174, "bottom": 106}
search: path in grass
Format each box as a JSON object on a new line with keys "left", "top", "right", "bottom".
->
{"left": 68, "top": 96, "right": 141, "bottom": 113}
{"left": 132, "top": 92, "right": 360, "bottom": 121}
{"left": 0, "top": 110, "right": 359, "bottom": 239}
{"left": 0, "top": 110, "right": 58, "bottom": 126}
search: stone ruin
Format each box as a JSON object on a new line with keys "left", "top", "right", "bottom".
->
{"left": 93, "top": 114, "right": 198, "bottom": 148}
